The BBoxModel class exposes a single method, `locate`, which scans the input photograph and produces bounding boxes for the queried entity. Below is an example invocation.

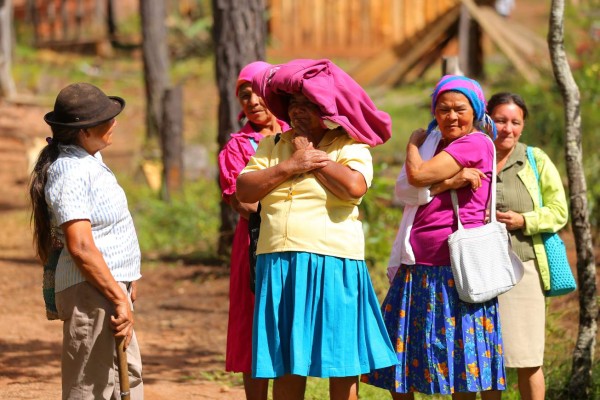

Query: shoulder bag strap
[451,134,498,230]
[525,146,544,207]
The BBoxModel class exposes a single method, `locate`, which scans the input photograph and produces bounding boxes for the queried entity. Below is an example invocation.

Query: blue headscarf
[426,75,497,139]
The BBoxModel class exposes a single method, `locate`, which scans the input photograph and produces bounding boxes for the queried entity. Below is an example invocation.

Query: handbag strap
[450,134,497,230]
[525,146,544,207]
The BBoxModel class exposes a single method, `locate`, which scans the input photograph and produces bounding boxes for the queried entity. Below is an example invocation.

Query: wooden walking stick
[116,336,131,400]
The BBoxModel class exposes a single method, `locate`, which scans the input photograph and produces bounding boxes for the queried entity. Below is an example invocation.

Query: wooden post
[0,0,16,98]
[458,3,483,78]
[442,55,463,76]
[160,86,184,201]
[459,0,538,83]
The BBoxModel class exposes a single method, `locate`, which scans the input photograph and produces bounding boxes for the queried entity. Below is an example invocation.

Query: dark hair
[487,92,529,120]
[29,125,80,263]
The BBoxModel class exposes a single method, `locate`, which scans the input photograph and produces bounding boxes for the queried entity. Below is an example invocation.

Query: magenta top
[410,133,494,266]
[218,120,289,199]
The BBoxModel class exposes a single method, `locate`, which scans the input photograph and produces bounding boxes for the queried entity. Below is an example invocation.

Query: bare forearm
[430,179,453,196]
[69,245,128,307]
[313,161,367,200]
[229,195,259,220]
[237,162,296,203]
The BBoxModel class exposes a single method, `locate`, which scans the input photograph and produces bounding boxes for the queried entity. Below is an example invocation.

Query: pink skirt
[225,217,255,372]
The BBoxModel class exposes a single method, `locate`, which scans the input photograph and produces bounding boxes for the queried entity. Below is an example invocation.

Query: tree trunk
[212,0,266,258]
[160,86,184,201]
[0,0,16,98]
[140,0,171,141]
[107,0,117,41]
[458,4,483,78]
[548,1,598,398]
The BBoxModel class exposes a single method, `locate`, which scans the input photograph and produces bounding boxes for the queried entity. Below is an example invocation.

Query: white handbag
[448,136,524,303]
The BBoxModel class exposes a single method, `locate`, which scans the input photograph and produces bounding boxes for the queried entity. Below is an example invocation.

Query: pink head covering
[252,59,392,147]
[235,61,272,96]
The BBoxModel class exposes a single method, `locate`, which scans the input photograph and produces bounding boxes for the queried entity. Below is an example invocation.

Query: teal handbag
[526,147,577,297]
[43,248,62,320]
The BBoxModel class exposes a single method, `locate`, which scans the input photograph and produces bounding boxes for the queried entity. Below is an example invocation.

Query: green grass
[119,175,221,260]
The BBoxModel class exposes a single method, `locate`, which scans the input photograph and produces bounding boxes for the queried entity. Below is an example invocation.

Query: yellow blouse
[240,128,373,260]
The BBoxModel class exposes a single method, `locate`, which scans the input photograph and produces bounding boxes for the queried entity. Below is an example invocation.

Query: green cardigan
[516,144,569,290]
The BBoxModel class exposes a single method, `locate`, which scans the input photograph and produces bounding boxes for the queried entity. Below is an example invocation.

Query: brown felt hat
[44,83,125,128]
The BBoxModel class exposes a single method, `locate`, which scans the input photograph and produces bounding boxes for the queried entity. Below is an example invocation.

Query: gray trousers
[56,281,143,400]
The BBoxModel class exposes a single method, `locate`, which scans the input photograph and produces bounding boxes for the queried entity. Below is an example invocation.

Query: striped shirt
[45,144,141,292]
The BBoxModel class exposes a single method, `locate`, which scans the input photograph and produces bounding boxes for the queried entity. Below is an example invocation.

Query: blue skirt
[362,265,506,394]
[252,251,398,378]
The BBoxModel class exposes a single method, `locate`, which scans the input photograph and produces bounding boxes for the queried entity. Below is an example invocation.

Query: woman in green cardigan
[489,92,568,400]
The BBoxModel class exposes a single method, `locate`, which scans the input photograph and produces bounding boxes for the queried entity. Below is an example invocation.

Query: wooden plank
[360,0,370,47]
[313,0,323,48]
[403,0,416,38]
[279,0,291,49]
[379,6,460,86]
[391,0,404,43]
[415,0,426,33]
[405,30,457,82]
[348,0,360,47]
[351,5,460,86]
[477,5,550,69]
[269,0,282,49]
[336,0,346,49]
[381,0,392,43]
[459,0,539,83]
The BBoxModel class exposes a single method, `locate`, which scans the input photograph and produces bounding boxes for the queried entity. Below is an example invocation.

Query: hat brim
[44,96,126,128]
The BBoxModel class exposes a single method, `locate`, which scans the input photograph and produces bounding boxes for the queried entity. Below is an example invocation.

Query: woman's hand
[287,139,329,175]
[111,301,134,348]
[496,210,526,231]
[228,194,258,220]
[430,168,487,195]
[408,128,428,147]
[237,135,329,203]
[292,134,312,151]
[131,280,138,303]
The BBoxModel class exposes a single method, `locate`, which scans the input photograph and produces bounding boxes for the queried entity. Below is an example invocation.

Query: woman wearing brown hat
[29,83,143,399]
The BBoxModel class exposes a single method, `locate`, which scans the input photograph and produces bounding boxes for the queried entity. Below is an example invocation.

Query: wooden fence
[267,0,460,58]
[14,0,108,49]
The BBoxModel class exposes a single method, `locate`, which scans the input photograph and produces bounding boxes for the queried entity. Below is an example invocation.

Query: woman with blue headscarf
[363,75,505,399]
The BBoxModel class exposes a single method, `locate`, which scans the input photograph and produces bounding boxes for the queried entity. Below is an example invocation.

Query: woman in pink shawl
[218,61,288,400]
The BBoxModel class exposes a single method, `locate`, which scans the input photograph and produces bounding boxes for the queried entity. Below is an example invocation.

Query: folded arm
[430,167,487,195]
[405,128,464,187]
[237,141,329,203]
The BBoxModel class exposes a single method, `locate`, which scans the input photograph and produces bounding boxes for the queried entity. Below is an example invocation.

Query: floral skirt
[252,251,398,378]
[362,265,506,394]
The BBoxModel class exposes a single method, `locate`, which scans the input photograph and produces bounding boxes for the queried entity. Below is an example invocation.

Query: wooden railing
[15,0,108,48]
[267,0,459,58]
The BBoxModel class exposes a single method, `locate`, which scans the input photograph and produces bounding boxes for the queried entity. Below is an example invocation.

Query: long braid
[29,127,80,263]
[29,143,60,264]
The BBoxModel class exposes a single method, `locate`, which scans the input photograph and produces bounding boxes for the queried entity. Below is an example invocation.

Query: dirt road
[0,209,247,400]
